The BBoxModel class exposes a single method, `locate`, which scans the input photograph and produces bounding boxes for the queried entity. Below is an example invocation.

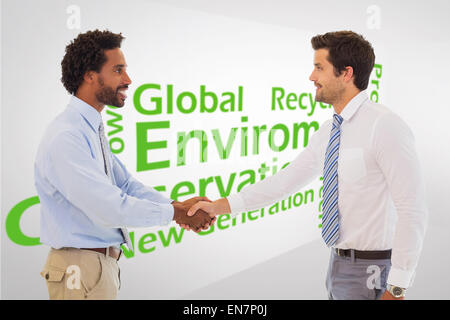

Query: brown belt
[335,248,391,260]
[82,246,122,261]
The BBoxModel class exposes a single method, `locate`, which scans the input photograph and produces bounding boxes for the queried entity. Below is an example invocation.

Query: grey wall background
[1,0,450,299]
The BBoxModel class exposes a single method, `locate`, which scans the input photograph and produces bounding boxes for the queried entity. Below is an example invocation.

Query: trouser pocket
[41,268,65,299]
[41,248,119,300]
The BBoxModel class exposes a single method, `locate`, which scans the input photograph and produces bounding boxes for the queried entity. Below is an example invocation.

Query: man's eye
[115,69,122,74]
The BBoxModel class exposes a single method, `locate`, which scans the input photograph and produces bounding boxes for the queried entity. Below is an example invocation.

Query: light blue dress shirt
[34,96,174,249]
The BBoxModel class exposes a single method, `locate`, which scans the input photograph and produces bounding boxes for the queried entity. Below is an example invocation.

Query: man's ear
[83,70,96,84]
[342,66,354,83]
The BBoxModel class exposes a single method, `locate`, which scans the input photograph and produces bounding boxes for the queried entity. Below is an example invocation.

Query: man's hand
[187,198,231,219]
[179,198,230,232]
[178,197,211,209]
[172,197,214,232]
[180,216,217,233]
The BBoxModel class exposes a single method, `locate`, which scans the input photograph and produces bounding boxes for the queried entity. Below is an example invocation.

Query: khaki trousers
[40,247,120,300]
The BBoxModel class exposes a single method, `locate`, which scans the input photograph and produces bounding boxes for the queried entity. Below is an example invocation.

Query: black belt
[335,248,391,260]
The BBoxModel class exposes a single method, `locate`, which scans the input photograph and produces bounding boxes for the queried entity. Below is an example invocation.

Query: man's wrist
[214,198,231,216]
[386,284,406,298]
[171,202,183,221]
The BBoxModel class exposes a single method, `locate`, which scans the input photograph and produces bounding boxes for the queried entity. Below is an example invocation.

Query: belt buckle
[336,248,343,257]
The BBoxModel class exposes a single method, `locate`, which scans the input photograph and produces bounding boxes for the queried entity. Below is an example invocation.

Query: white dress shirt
[227,90,428,288]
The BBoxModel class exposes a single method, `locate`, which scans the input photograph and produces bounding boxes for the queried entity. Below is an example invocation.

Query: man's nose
[123,71,132,85]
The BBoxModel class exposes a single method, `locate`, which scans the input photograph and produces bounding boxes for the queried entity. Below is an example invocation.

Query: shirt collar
[339,90,369,122]
[68,95,103,133]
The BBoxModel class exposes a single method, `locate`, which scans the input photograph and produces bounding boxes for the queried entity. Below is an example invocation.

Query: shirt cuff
[386,267,415,288]
[162,196,174,204]
[159,203,174,226]
[227,194,246,217]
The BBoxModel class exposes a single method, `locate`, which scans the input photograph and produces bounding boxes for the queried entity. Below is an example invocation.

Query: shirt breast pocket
[338,148,367,183]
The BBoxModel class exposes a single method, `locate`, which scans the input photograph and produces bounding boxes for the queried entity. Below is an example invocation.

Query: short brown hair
[311,31,375,90]
[61,29,125,95]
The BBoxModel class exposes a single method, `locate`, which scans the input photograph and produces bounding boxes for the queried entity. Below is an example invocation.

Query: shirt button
[45,273,49,280]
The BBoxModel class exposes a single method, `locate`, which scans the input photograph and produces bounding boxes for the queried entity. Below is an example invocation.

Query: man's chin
[315,94,330,105]
[108,100,125,108]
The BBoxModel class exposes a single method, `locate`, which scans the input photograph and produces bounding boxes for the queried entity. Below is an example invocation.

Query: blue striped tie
[322,114,343,247]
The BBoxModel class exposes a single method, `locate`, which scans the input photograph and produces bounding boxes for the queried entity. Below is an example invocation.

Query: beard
[95,77,127,108]
[315,81,345,106]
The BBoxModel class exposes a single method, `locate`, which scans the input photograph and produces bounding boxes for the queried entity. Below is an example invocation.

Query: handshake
[171,197,216,232]
[171,196,230,232]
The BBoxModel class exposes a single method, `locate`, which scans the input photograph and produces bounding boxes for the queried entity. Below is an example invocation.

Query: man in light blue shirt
[35,30,213,300]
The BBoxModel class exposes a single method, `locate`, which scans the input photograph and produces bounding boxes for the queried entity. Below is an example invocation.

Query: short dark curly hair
[61,29,125,95]
[311,31,375,90]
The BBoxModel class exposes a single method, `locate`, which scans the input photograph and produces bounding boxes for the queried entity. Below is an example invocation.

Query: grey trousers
[326,249,391,300]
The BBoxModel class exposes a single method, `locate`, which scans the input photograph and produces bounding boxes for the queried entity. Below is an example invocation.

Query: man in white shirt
[185,31,428,300]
